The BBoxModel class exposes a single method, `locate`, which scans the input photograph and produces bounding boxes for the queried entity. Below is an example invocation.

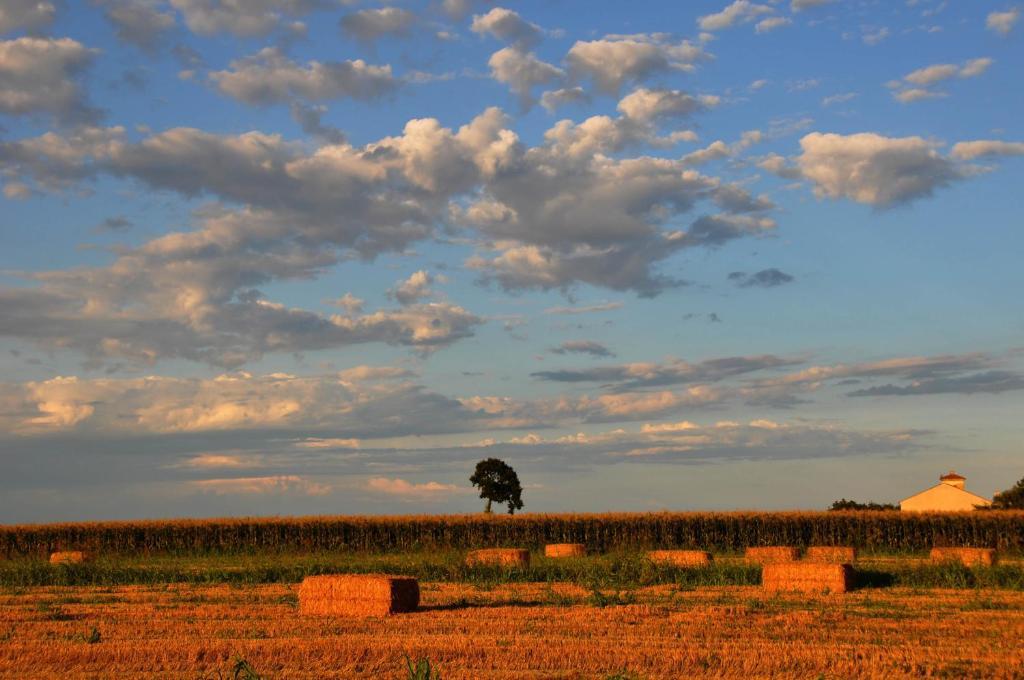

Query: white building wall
[900,483,991,512]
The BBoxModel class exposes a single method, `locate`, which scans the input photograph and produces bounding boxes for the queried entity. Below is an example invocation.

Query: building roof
[900,482,991,507]
[940,470,966,481]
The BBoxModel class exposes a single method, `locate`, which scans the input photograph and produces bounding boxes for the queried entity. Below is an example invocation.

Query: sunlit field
[2,510,1024,678]
[3,581,1024,678]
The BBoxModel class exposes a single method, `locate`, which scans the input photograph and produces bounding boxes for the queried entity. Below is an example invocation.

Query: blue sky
[1,0,1022,522]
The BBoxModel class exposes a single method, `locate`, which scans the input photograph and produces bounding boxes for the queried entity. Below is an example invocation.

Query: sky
[1,0,1022,523]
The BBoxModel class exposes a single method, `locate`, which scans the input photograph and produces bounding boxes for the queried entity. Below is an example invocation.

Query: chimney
[939,470,966,490]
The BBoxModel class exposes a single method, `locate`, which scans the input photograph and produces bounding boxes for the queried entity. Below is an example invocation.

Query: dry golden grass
[647,550,712,567]
[745,546,800,564]
[930,547,997,567]
[805,546,857,563]
[544,543,586,558]
[48,551,87,565]
[2,582,1024,678]
[464,548,529,567]
[298,575,419,617]
[762,563,854,594]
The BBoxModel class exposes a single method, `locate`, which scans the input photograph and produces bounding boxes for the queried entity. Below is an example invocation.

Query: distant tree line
[829,499,898,511]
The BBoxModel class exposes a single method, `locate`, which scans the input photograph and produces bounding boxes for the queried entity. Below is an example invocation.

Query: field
[3,581,1024,678]
[5,511,1024,556]
[3,512,1024,677]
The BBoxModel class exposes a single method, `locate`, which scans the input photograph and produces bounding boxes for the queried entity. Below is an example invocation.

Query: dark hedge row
[2,511,1022,558]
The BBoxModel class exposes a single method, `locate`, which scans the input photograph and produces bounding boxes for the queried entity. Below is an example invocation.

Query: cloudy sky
[1,0,1022,522]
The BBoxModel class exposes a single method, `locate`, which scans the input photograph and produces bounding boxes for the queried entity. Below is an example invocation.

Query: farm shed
[900,471,991,512]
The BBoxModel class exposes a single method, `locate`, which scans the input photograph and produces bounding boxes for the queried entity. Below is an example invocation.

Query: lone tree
[991,477,1024,509]
[470,458,524,515]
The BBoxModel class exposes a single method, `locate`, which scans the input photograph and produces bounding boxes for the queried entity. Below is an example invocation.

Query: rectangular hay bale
[49,551,88,565]
[544,543,586,558]
[930,547,996,567]
[298,574,419,617]
[745,546,800,564]
[763,563,854,594]
[647,550,712,567]
[466,548,530,567]
[805,546,857,563]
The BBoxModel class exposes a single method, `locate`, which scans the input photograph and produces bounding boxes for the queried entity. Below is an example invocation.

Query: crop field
[3,581,1024,679]
[5,511,1024,557]
[2,512,1024,678]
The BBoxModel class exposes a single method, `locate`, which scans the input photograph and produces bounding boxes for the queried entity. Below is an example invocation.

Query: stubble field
[2,580,1024,679]
[3,512,1024,678]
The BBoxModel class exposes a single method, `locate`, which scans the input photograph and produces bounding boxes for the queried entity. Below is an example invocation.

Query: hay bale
[745,546,800,564]
[805,546,857,563]
[465,548,530,568]
[298,574,419,617]
[930,547,997,567]
[763,563,854,594]
[49,551,88,565]
[647,550,712,568]
[544,543,586,558]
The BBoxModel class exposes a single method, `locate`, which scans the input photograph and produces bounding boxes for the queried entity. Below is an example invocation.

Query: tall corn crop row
[1,511,1022,558]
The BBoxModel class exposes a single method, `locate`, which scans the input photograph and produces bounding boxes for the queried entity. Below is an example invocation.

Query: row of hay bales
[465,544,857,567]
[40,544,998,569]
[458,544,1000,597]
[541,544,998,567]
[40,545,999,616]
[461,544,837,567]
[291,568,857,617]
[297,551,996,615]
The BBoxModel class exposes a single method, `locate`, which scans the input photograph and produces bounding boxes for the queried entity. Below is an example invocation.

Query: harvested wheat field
[2,582,1024,679]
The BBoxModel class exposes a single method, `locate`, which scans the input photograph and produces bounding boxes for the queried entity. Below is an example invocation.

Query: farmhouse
[900,471,991,512]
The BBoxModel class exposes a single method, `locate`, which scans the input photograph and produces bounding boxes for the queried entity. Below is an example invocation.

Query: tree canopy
[469,458,524,515]
[829,498,898,511]
[990,477,1024,509]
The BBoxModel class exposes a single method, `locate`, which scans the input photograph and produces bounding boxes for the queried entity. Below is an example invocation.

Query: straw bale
[762,563,854,594]
[930,547,997,567]
[49,551,88,565]
[647,550,712,567]
[805,546,857,563]
[298,574,419,616]
[465,548,530,568]
[745,546,800,564]
[544,543,586,558]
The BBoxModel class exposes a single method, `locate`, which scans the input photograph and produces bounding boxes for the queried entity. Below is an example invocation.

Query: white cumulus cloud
[986,8,1019,35]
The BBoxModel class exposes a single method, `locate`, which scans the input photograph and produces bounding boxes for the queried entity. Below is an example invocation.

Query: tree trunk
[484,498,492,514]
